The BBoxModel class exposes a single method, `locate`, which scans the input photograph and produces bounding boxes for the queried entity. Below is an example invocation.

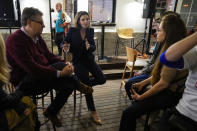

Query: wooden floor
[37,79,153,131]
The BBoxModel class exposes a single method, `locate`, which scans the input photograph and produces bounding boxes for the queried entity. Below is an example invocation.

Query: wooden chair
[120,46,137,88]
[31,89,56,131]
[115,28,134,56]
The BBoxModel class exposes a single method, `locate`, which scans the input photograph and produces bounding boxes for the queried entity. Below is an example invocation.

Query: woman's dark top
[63,27,96,64]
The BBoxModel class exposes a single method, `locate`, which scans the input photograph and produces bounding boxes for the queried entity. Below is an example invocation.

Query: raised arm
[165,32,197,61]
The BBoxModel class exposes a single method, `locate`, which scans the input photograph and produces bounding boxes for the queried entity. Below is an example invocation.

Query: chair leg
[96,39,99,56]
[144,113,150,131]
[120,65,127,88]
[49,90,56,131]
[115,38,120,56]
[34,110,41,131]
[74,90,84,116]
[41,94,45,109]
[74,90,76,112]
[131,38,134,48]
[32,96,41,131]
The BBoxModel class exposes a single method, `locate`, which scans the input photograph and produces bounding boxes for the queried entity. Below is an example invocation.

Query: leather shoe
[90,111,102,125]
[78,81,93,94]
[43,109,62,127]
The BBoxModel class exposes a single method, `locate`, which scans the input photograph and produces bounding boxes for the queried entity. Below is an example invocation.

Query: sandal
[90,111,102,125]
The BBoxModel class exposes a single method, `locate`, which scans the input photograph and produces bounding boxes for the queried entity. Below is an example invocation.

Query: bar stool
[115,28,134,56]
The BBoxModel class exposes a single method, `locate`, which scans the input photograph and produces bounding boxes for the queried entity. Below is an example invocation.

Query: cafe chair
[120,46,137,88]
[115,28,134,56]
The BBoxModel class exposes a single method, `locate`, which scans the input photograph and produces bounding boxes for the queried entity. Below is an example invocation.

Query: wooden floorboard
[38,79,151,131]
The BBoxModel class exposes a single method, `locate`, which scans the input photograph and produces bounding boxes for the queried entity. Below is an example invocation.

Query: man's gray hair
[21,7,43,26]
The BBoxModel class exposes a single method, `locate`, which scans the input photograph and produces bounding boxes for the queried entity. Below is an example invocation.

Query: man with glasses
[5,7,92,127]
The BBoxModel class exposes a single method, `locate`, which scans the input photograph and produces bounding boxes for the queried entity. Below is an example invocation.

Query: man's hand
[60,63,74,77]
[85,39,90,50]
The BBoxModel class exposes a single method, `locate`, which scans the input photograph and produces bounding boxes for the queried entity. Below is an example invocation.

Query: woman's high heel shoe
[90,111,102,125]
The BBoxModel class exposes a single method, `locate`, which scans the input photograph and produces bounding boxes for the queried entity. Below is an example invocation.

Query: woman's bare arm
[165,32,197,61]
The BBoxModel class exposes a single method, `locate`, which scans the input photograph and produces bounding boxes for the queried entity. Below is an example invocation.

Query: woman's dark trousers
[74,61,106,111]
[119,90,181,131]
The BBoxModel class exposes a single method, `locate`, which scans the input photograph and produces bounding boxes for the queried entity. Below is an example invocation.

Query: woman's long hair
[151,15,187,85]
[0,34,10,84]
[74,11,90,29]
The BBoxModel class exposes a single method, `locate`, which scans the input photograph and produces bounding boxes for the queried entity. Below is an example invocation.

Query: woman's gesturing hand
[85,38,90,50]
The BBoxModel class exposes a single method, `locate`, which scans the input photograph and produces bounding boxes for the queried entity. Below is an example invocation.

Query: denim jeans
[125,74,149,100]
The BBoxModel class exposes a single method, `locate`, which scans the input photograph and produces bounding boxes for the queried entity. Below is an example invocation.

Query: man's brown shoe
[78,81,93,94]
[43,109,62,127]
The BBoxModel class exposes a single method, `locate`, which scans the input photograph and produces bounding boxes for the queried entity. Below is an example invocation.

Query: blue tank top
[56,11,65,33]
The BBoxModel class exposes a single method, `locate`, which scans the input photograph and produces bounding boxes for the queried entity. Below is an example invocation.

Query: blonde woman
[0,34,36,131]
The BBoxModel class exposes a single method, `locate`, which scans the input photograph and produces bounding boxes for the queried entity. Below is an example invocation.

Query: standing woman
[62,11,106,124]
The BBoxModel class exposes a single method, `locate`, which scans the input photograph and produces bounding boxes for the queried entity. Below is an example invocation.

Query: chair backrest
[4,82,15,93]
[126,46,137,62]
[117,28,134,37]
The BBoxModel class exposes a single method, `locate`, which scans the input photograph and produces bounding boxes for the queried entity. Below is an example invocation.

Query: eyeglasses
[31,19,44,26]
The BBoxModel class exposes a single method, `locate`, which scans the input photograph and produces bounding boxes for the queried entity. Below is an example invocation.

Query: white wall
[77,0,88,12]
[116,0,146,33]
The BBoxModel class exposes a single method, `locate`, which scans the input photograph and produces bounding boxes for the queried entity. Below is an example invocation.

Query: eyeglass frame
[30,19,44,26]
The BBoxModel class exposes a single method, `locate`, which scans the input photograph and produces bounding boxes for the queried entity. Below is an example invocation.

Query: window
[89,0,116,23]
[74,0,116,23]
